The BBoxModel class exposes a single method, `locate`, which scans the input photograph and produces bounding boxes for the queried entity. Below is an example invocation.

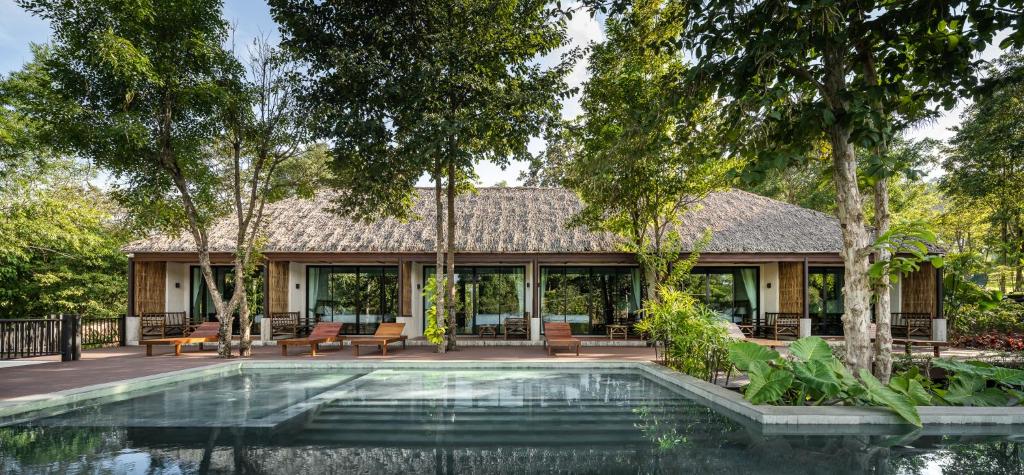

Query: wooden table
[737,324,755,338]
[607,324,629,340]
[478,324,498,338]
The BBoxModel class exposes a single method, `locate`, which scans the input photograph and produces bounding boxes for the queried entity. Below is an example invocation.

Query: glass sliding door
[540,266,642,335]
[422,266,526,335]
[189,265,264,334]
[684,267,759,324]
[808,267,844,335]
[306,266,398,335]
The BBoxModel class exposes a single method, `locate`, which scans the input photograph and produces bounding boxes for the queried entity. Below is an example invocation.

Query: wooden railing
[81,317,125,349]
[0,314,125,360]
[0,317,64,359]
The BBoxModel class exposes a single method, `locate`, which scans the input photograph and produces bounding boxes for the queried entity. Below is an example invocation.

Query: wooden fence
[0,314,125,360]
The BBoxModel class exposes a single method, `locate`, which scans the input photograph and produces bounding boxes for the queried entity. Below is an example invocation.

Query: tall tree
[567,0,737,299]
[669,0,1019,374]
[14,0,246,356]
[942,51,1024,294]
[270,0,575,351]
[213,37,319,357]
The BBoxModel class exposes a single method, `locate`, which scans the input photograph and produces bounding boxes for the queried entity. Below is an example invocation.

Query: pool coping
[3,360,1024,435]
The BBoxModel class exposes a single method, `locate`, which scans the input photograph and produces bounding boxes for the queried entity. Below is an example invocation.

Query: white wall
[165,262,189,313]
[410,263,424,337]
[890,274,902,313]
[288,262,305,314]
[761,262,780,314]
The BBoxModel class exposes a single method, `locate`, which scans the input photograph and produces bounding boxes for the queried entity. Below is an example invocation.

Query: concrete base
[799,318,812,338]
[530,317,541,342]
[932,318,947,342]
[260,319,272,343]
[396,316,414,337]
[125,316,140,346]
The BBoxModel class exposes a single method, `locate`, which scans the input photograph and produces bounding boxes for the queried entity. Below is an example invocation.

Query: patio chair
[279,322,344,356]
[269,312,300,339]
[544,322,581,356]
[504,317,529,340]
[143,321,220,356]
[140,312,188,339]
[773,317,800,340]
[350,322,407,356]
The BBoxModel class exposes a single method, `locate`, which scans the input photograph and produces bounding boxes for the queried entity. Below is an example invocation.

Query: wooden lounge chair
[279,322,344,356]
[544,322,581,356]
[143,321,220,356]
[350,323,407,356]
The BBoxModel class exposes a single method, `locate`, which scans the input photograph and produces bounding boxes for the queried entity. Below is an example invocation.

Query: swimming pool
[1,366,1022,474]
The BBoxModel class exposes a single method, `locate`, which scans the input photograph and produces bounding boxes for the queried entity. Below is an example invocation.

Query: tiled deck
[0,344,657,402]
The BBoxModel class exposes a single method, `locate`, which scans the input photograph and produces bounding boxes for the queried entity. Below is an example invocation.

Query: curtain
[740,268,758,320]
[190,268,202,320]
[307,267,321,319]
[631,268,642,313]
[514,267,525,317]
[540,268,549,319]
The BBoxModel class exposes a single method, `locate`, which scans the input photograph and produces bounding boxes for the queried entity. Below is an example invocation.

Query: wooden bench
[544,322,581,356]
[143,321,220,356]
[269,312,300,339]
[893,338,949,357]
[279,322,344,356]
[140,312,188,339]
[351,322,407,356]
[504,317,529,340]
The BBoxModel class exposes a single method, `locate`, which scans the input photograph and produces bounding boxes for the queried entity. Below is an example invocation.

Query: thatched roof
[124,187,846,254]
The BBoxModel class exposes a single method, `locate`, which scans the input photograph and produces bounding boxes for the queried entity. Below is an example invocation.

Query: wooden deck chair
[350,322,407,356]
[143,321,220,356]
[544,322,581,356]
[279,322,344,356]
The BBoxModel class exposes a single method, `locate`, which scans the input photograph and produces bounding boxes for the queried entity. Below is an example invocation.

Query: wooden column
[127,257,135,317]
[802,257,809,320]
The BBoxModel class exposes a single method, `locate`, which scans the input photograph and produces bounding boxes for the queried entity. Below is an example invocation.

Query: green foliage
[270,0,576,222]
[0,157,129,319]
[635,288,733,379]
[868,220,944,282]
[941,51,1024,294]
[422,276,447,346]
[950,300,1024,339]
[730,337,1024,426]
[728,336,924,426]
[565,0,738,292]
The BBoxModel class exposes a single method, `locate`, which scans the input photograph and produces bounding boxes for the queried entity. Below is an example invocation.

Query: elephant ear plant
[729,337,1024,427]
[728,336,922,426]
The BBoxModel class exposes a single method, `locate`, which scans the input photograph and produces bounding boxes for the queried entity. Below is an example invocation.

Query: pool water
[1,369,1022,474]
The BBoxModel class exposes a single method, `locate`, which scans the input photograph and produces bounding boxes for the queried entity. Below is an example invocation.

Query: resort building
[123,187,946,342]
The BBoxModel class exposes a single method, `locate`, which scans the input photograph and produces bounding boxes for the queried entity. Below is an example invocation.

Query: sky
[0,1,1006,186]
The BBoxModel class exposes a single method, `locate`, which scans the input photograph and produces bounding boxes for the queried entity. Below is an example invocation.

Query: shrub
[953,332,1024,351]
[422,276,446,345]
[728,336,1024,427]
[635,288,733,380]
[950,300,1024,339]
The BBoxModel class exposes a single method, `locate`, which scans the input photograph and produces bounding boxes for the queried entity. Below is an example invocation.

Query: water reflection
[1,370,1023,474]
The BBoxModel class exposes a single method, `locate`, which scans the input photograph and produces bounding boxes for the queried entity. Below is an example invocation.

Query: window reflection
[307,266,397,335]
[540,266,642,335]
[422,266,526,335]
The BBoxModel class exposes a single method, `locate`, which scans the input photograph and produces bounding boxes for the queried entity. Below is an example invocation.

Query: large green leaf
[827,359,866,399]
[728,341,780,372]
[792,360,841,399]
[744,361,793,404]
[859,369,922,427]
[789,336,833,362]
[888,372,933,406]
[942,374,1011,407]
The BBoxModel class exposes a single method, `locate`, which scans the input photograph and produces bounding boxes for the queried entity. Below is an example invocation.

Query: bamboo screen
[269,261,290,313]
[901,263,936,317]
[779,262,804,314]
[133,261,166,315]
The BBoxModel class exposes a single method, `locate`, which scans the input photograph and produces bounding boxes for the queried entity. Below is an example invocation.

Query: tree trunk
[445,158,458,351]
[643,263,658,304]
[433,159,446,354]
[829,125,874,375]
[235,264,251,356]
[872,177,893,383]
